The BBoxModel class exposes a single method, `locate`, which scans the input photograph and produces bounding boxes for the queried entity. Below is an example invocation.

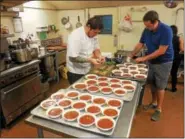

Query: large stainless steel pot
[31,48,39,59]
[13,48,32,63]
[0,59,5,72]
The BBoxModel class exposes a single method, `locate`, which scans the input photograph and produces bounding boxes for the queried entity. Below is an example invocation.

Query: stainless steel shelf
[0,34,15,38]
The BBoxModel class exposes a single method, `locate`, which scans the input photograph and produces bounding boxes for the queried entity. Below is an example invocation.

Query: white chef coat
[66,26,100,74]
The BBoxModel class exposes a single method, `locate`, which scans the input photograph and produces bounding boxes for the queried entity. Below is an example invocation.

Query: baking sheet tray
[71,77,139,102]
[31,90,124,137]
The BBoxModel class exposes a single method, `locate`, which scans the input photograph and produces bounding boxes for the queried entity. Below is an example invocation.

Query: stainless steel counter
[25,83,142,138]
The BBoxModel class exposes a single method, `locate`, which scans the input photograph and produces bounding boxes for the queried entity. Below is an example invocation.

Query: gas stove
[0,59,41,88]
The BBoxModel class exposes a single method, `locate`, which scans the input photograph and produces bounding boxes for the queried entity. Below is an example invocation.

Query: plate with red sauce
[77,113,96,127]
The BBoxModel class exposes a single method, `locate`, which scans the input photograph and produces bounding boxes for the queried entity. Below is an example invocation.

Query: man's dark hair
[86,16,103,30]
[171,25,178,35]
[143,10,159,24]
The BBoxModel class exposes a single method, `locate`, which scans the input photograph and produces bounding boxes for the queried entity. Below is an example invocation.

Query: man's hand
[89,58,101,65]
[97,56,106,64]
[135,57,147,63]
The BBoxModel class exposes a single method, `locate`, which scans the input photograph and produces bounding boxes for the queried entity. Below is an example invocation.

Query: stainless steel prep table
[25,82,142,138]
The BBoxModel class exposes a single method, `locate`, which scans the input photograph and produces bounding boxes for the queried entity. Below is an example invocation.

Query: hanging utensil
[61,17,68,25]
[76,16,82,28]
[64,16,72,30]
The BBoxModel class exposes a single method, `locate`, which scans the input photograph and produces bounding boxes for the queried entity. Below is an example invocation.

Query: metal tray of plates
[109,62,149,83]
[71,75,141,102]
[31,89,124,137]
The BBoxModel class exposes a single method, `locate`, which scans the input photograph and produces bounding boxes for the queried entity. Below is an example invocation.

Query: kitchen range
[0,34,45,128]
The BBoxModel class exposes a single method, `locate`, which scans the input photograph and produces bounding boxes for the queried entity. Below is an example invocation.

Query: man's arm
[93,48,101,59]
[135,45,168,63]
[130,43,144,58]
[69,56,101,65]
[179,37,184,52]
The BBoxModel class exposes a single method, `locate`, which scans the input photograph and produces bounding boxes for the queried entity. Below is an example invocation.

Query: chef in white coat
[66,16,105,84]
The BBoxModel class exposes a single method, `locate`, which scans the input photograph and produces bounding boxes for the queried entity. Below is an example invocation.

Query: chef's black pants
[67,71,84,85]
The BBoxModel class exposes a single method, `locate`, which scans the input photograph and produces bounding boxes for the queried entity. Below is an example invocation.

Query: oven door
[0,74,41,118]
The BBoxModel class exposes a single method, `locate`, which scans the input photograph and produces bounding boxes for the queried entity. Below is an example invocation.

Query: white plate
[100,87,113,95]
[97,76,109,82]
[98,81,109,87]
[46,106,63,119]
[78,93,93,102]
[127,65,138,70]
[62,109,80,122]
[85,79,98,86]
[110,83,122,89]
[72,100,87,111]
[111,69,123,76]
[85,74,98,80]
[119,67,129,73]
[85,104,102,115]
[95,116,115,131]
[137,63,147,68]
[129,70,140,75]
[122,73,133,78]
[107,98,123,108]
[122,84,136,92]
[50,92,65,102]
[116,64,126,68]
[92,96,106,106]
[57,98,72,109]
[109,78,121,83]
[138,68,148,74]
[121,79,134,85]
[72,83,87,91]
[40,99,56,110]
[113,88,127,97]
[77,113,96,127]
[66,90,80,100]
[87,86,100,94]
[134,73,147,80]
[123,62,133,67]
[102,107,119,119]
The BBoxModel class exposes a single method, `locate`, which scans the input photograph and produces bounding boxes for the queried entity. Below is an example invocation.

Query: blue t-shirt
[140,22,174,64]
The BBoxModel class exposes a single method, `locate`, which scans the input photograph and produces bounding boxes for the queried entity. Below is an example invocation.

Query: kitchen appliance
[0,60,44,127]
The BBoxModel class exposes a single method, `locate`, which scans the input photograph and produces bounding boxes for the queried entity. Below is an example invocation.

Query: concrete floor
[1,76,184,138]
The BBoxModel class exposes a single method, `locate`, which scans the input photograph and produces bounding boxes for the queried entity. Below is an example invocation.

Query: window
[98,15,112,34]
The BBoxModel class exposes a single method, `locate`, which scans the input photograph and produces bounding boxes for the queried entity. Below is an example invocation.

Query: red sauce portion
[87,80,97,85]
[97,118,113,129]
[98,82,108,87]
[135,75,145,79]
[75,84,86,89]
[110,79,120,83]
[108,100,121,107]
[111,84,121,88]
[48,108,62,116]
[80,95,92,101]
[93,98,105,105]
[104,108,118,117]
[79,115,95,125]
[114,71,122,75]
[64,111,79,120]
[87,106,100,114]
[122,80,132,84]
[88,86,99,92]
[59,100,71,107]
[67,92,78,97]
[124,86,135,90]
[101,87,112,92]
[87,75,97,79]
[115,89,125,94]
[98,77,108,81]
[73,102,86,109]
[42,101,55,107]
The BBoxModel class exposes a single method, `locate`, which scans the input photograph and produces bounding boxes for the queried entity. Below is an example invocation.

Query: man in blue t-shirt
[129,11,173,121]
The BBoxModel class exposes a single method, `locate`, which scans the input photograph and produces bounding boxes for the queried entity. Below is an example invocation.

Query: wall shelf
[0,34,15,38]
